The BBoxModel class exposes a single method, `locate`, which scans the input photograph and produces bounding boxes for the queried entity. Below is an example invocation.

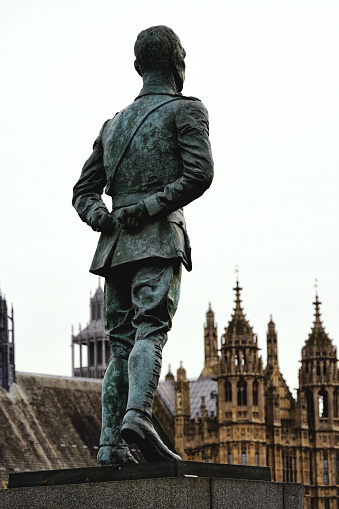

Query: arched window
[323,452,329,485]
[235,351,240,366]
[309,454,313,484]
[319,390,328,418]
[323,363,327,376]
[225,381,232,402]
[241,450,247,465]
[228,451,232,464]
[317,362,321,376]
[306,390,315,429]
[255,450,259,466]
[253,380,259,406]
[237,380,247,406]
[242,351,246,366]
[334,391,339,418]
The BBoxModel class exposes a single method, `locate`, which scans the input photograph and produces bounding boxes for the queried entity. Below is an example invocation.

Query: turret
[266,316,279,374]
[0,291,15,391]
[298,289,338,430]
[200,303,219,377]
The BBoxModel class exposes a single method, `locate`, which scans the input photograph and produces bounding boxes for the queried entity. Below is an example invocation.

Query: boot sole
[122,422,180,463]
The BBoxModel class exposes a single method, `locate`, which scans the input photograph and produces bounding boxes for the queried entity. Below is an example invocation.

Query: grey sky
[1,0,338,395]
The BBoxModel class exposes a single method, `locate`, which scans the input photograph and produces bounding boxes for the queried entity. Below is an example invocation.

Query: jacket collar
[135,84,181,100]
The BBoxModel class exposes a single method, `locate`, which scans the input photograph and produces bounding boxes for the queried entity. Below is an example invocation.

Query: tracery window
[225,381,232,402]
[282,452,297,483]
[253,380,259,406]
[237,380,247,406]
[334,391,339,418]
[309,453,313,485]
[323,452,329,485]
[319,390,328,418]
[241,450,247,465]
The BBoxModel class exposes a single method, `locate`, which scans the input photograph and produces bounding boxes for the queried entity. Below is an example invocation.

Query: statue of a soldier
[73,26,213,466]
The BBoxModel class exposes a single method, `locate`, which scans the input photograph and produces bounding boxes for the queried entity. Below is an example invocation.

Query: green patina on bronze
[72,26,213,466]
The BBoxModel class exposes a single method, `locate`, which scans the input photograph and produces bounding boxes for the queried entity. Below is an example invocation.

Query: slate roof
[0,372,175,487]
[0,372,102,488]
[157,377,218,419]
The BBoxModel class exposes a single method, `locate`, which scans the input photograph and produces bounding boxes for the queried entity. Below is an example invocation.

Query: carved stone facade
[158,280,339,509]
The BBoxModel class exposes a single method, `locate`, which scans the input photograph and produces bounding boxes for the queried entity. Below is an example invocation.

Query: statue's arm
[143,100,214,217]
[72,126,115,234]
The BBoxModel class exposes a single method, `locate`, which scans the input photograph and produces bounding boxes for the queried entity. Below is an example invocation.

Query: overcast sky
[1,0,338,395]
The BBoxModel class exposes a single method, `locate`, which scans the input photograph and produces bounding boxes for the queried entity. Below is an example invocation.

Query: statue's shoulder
[177,94,201,102]
[174,94,209,119]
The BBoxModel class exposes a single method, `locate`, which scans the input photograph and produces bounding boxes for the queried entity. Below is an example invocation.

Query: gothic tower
[72,283,109,378]
[200,303,219,377]
[0,291,15,391]
[218,279,266,466]
[174,362,191,457]
[297,291,339,508]
[264,316,295,483]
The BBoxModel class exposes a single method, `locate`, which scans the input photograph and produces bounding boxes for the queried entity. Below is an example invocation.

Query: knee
[110,342,132,360]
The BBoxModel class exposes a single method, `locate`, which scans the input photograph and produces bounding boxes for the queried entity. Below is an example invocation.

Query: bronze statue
[73,26,213,466]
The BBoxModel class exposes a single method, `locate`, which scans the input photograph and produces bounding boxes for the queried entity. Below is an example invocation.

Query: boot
[97,354,137,466]
[121,338,181,462]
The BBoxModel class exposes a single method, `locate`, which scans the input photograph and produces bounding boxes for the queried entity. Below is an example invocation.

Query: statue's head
[134,26,186,92]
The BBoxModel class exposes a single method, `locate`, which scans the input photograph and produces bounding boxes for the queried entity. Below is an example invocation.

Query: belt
[112,191,158,210]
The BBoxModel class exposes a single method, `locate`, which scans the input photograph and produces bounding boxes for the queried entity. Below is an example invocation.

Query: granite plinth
[0,476,304,509]
[8,461,271,489]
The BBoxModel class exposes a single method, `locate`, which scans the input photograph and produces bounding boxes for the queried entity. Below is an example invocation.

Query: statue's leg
[121,259,182,462]
[97,269,137,466]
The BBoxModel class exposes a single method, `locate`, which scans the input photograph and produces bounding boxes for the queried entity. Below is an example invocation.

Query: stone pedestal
[1,462,304,509]
[0,477,304,509]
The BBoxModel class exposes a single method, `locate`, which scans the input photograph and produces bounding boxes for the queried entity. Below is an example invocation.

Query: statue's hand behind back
[90,211,116,234]
[117,202,148,231]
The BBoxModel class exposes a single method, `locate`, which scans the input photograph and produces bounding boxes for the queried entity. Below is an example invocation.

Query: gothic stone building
[157,280,339,509]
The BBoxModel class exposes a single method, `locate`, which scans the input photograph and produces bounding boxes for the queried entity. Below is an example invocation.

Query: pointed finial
[208,302,212,311]
[180,360,183,368]
[98,276,101,289]
[270,314,273,321]
[314,278,318,297]
[235,264,239,281]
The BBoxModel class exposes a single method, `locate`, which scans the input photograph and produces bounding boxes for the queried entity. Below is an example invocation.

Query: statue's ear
[134,60,142,77]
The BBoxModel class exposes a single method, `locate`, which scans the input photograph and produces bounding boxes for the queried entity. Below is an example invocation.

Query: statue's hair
[134,26,182,74]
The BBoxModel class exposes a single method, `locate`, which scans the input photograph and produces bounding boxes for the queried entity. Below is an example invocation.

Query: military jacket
[73,85,214,276]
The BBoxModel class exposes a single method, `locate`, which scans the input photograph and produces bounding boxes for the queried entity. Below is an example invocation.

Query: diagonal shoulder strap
[104,96,182,179]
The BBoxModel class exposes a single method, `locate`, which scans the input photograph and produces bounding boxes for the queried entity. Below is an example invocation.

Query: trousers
[99,258,181,448]
[104,258,182,356]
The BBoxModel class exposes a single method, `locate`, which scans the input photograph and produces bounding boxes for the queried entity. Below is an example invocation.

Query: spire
[200,303,219,377]
[266,315,279,370]
[165,364,175,381]
[304,284,332,352]
[223,276,252,339]
[177,361,187,381]
[233,280,244,318]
